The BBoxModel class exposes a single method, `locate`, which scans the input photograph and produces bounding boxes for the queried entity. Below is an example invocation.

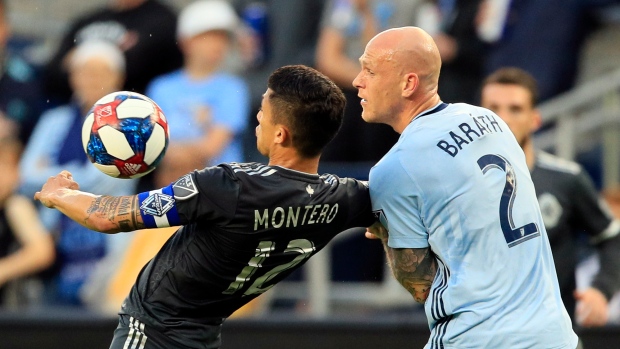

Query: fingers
[59,170,73,179]
[365,230,379,239]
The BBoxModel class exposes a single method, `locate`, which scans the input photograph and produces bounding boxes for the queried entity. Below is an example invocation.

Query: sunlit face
[69,58,124,109]
[255,88,277,157]
[182,30,230,68]
[481,83,540,147]
[352,47,402,124]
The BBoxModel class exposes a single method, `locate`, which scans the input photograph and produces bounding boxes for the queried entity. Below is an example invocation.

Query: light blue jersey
[146,70,249,165]
[370,102,577,349]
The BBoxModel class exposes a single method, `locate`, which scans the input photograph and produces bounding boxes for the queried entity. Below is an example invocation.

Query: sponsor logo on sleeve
[173,174,198,200]
[140,193,175,217]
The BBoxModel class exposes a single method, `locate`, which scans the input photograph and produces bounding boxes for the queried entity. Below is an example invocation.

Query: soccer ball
[81,91,169,179]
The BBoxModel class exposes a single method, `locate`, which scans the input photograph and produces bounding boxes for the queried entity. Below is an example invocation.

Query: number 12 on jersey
[478,154,540,247]
[223,239,316,296]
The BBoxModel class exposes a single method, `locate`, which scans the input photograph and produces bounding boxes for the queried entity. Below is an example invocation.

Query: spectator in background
[146,0,249,188]
[43,0,182,105]
[0,115,54,307]
[480,0,620,102]
[429,0,486,104]
[20,41,136,306]
[316,0,427,162]
[231,0,327,162]
[480,67,620,327]
[0,0,45,144]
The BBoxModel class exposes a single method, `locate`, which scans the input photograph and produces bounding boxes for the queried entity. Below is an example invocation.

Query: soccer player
[34,65,375,349]
[355,27,579,348]
[480,67,620,327]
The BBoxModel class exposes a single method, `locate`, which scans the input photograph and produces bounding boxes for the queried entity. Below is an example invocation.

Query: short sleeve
[369,158,429,249]
[138,165,240,228]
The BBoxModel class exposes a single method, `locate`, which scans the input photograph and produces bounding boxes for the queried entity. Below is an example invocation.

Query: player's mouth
[360,98,367,106]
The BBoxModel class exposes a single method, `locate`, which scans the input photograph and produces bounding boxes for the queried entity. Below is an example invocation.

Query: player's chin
[360,111,376,123]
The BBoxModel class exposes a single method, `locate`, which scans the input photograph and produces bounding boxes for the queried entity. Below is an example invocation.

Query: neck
[267,152,319,174]
[184,63,217,80]
[522,137,536,170]
[395,93,441,134]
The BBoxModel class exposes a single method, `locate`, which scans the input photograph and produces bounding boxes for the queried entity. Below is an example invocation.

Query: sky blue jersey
[369,102,577,349]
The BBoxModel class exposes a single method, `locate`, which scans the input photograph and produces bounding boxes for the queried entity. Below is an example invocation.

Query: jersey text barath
[436,114,503,157]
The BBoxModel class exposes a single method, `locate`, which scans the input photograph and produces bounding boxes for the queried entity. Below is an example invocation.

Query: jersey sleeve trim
[138,185,181,228]
[388,236,430,249]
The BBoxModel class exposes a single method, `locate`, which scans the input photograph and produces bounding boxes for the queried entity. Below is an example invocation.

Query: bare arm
[34,171,144,234]
[315,28,366,87]
[367,222,437,303]
[0,195,55,287]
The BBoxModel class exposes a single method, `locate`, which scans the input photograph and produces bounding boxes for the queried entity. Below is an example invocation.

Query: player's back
[371,103,577,348]
[123,163,374,348]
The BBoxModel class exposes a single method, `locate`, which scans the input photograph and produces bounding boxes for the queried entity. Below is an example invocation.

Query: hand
[365,222,388,241]
[574,287,609,327]
[34,171,79,208]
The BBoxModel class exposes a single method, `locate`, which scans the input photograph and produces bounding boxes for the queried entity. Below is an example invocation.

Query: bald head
[367,27,441,93]
[352,27,443,132]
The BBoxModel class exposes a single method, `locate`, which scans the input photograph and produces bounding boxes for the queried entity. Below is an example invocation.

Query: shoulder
[149,70,184,88]
[370,150,414,193]
[211,73,249,90]
[5,195,37,218]
[535,151,582,176]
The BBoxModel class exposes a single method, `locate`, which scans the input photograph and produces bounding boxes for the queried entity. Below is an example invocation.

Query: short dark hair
[267,65,346,158]
[482,67,539,107]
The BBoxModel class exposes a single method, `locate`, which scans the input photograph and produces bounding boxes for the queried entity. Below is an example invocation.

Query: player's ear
[273,125,289,145]
[402,72,419,97]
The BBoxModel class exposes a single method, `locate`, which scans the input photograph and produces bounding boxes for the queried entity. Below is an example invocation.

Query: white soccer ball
[82,91,169,178]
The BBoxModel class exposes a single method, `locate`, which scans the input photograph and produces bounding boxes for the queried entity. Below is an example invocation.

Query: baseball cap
[70,40,126,72]
[177,0,239,39]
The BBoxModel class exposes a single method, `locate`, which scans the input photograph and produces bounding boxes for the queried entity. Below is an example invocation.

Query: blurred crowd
[2,0,620,328]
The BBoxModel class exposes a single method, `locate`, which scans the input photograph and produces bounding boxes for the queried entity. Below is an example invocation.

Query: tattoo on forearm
[85,195,144,231]
[386,247,437,303]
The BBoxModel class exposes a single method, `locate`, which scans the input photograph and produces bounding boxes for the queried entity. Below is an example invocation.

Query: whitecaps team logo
[173,174,198,200]
[140,193,175,217]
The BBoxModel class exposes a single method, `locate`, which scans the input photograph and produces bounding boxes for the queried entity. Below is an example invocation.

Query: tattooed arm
[34,171,144,233]
[367,222,437,303]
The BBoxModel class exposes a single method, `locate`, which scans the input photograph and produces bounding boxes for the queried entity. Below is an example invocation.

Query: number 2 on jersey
[223,239,315,296]
[478,154,540,247]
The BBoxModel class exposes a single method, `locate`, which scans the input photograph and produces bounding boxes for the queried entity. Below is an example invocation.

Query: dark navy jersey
[531,151,620,314]
[123,162,374,348]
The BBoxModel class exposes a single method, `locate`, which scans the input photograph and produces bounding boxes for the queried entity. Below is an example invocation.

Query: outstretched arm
[367,222,437,303]
[34,171,144,234]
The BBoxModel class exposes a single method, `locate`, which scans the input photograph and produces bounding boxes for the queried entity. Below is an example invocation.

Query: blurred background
[2,0,620,348]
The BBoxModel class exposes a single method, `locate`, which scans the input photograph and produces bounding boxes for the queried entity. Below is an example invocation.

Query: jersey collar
[413,102,449,123]
[272,165,321,181]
